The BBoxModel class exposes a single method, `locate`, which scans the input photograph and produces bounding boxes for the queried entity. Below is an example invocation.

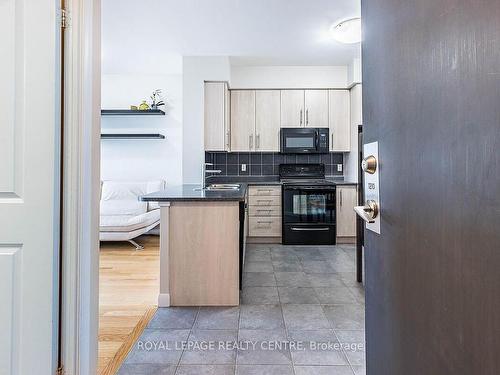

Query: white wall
[347,57,362,86]
[344,84,362,182]
[230,65,348,89]
[182,56,231,183]
[101,74,183,184]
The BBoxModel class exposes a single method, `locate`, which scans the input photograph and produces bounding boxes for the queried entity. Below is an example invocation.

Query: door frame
[61,0,101,374]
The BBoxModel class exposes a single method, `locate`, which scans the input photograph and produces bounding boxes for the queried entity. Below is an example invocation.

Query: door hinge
[56,366,65,375]
[60,8,68,29]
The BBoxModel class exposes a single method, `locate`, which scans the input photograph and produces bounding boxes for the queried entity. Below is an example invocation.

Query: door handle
[354,200,379,223]
[291,227,330,231]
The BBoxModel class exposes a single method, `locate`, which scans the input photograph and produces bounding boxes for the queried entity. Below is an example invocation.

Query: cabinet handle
[225,131,230,149]
[306,109,309,126]
[249,134,253,150]
[300,109,303,126]
[256,134,260,149]
[340,190,343,206]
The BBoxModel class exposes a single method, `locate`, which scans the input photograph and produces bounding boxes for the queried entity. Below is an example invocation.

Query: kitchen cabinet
[248,185,282,239]
[230,90,256,151]
[304,90,329,127]
[204,82,230,151]
[336,185,357,240]
[280,90,304,127]
[329,90,351,151]
[255,90,281,151]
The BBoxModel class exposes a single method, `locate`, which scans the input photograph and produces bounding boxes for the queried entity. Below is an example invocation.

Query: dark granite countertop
[207,176,358,186]
[140,183,248,202]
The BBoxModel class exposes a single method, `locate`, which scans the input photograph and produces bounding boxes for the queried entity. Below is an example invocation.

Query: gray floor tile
[314,287,358,304]
[327,258,355,273]
[195,307,240,330]
[275,272,311,287]
[306,273,345,287]
[351,365,366,375]
[302,261,336,274]
[244,261,274,273]
[243,272,276,287]
[288,330,348,366]
[125,329,189,364]
[278,287,320,304]
[337,273,359,287]
[180,330,238,365]
[347,285,365,304]
[241,287,280,305]
[334,330,366,366]
[323,305,365,330]
[246,252,272,262]
[246,244,272,251]
[236,365,294,375]
[148,308,198,329]
[117,364,176,375]
[294,365,354,375]
[175,365,235,375]
[239,305,284,330]
[237,329,291,365]
[271,252,299,261]
[272,259,303,272]
[282,305,331,330]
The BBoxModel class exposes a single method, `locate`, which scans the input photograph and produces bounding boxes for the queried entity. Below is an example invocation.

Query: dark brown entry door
[361,1,500,374]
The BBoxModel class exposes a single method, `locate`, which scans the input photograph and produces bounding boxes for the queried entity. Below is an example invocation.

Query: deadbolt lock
[362,155,377,174]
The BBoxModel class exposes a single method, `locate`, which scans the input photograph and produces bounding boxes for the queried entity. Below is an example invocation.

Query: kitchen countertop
[207,176,358,186]
[140,183,248,202]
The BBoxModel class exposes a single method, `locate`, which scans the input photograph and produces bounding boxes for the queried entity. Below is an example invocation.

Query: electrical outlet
[337,164,343,172]
[241,164,247,172]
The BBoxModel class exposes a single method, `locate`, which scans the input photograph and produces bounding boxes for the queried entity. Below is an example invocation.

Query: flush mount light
[331,17,361,44]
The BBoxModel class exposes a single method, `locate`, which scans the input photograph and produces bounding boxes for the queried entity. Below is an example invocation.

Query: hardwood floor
[98,235,159,375]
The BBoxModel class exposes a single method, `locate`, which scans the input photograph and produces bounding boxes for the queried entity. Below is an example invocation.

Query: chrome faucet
[202,162,222,188]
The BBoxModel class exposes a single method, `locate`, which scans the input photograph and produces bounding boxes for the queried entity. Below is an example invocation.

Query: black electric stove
[279,164,336,245]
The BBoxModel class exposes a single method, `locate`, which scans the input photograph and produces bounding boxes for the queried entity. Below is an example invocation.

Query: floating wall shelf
[101,133,165,140]
[101,109,165,116]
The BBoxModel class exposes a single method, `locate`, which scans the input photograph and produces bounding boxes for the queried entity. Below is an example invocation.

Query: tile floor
[118,244,365,375]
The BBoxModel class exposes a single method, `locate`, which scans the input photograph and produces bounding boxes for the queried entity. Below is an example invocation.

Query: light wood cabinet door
[204,82,227,151]
[281,90,304,127]
[305,90,329,127]
[329,90,351,151]
[336,186,357,237]
[256,90,281,151]
[231,90,256,151]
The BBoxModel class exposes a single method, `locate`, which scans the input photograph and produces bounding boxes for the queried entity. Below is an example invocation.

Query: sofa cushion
[100,209,160,232]
[100,200,147,216]
[101,180,165,211]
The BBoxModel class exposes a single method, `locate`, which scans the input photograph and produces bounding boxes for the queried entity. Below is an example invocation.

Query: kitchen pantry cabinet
[231,90,281,152]
[280,90,329,127]
[329,90,351,152]
[336,185,357,240]
[204,82,230,151]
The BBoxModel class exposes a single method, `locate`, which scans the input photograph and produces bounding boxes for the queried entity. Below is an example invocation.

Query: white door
[0,1,61,374]
[329,90,351,151]
[304,90,329,127]
[255,90,281,151]
[230,90,256,151]
[281,90,304,127]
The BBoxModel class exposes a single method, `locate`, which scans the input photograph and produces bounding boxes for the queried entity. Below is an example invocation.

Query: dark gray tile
[180,330,238,364]
[273,153,284,165]
[271,251,299,262]
[272,259,303,272]
[262,153,274,164]
[302,261,335,274]
[282,305,331,330]
[278,287,320,304]
[117,364,176,375]
[275,272,311,287]
[250,165,262,176]
[332,153,343,165]
[227,153,239,164]
[176,365,235,375]
[241,287,280,305]
[294,366,354,375]
[308,154,320,163]
[239,305,284,330]
[244,261,273,273]
[238,153,250,164]
[314,287,358,305]
[148,308,198,329]
[215,164,227,175]
[227,164,239,176]
[215,153,227,164]
[239,166,249,176]
[284,154,296,163]
[195,307,240,330]
[262,165,274,175]
[205,152,214,163]
[320,153,332,164]
[288,330,348,365]
[243,272,276,287]
[306,273,345,287]
[296,154,309,163]
[237,329,291,365]
[236,365,294,375]
[322,305,365,330]
[250,153,262,164]
[125,329,189,364]
[246,251,272,262]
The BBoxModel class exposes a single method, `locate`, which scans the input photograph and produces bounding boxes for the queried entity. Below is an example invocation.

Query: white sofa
[100,180,165,249]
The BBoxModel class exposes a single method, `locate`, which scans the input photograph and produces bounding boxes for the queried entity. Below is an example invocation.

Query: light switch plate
[337,164,343,172]
[241,164,246,172]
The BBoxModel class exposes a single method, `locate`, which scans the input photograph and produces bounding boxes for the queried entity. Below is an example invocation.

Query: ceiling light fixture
[331,18,361,44]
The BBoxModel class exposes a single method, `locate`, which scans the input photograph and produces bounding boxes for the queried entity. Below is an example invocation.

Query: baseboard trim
[246,237,282,244]
[337,236,356,244]
[158,293,171,307]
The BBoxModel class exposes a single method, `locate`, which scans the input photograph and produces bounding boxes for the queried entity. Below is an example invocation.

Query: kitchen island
[141,184,247,307]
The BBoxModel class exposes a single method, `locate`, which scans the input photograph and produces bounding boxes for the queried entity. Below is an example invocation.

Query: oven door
[280,128,318,153]
[282,185,336,224]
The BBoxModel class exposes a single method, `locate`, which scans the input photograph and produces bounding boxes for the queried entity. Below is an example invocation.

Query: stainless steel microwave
[280,128,329,154]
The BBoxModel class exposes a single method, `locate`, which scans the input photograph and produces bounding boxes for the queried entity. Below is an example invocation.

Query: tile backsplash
[205,152,344,177]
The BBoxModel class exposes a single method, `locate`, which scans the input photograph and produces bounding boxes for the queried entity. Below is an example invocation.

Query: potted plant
[150,89,165,110]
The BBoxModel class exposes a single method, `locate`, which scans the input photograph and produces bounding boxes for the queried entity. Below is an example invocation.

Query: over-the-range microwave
[280,127,329,154]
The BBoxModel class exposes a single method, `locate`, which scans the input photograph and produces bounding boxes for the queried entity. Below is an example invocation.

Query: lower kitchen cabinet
[336,185,357,242]
[247,185,282,240]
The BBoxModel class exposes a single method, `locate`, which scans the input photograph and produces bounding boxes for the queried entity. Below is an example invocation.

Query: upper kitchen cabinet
[255,90,281,151]
[329,90,351,152]
[304,90,329,127]
[204,82,230,151]
[280,90,304,127]
[231,90,256,151]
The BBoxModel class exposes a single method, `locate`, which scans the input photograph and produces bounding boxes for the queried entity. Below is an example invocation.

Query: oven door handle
[284,186,335,191]
[291,227,330,231]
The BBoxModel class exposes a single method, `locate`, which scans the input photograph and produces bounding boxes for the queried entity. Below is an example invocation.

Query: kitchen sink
[205,183,241,191]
